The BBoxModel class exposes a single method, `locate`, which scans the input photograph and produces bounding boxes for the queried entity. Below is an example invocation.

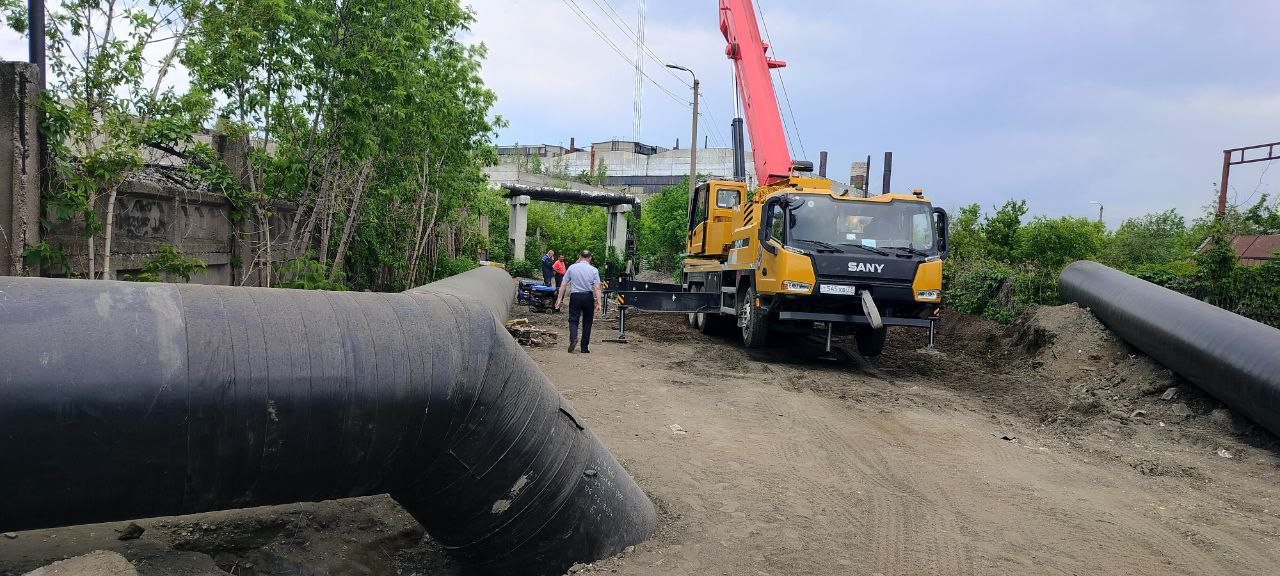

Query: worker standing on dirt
[541,249,556,288]
[553,255,567,287]
[555,250,603,353]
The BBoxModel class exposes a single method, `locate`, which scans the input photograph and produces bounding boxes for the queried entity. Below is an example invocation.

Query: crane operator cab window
[716,188,741,210]
[786,197,936,253]
[690,185,709,231]
[768,204,785,243]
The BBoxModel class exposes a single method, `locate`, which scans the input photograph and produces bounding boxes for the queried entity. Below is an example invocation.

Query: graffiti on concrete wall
[117,197,169,240]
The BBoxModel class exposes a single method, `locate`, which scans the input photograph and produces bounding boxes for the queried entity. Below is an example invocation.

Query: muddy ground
[3,304,1278,575]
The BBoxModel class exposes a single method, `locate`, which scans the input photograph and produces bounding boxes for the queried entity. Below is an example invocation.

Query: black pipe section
[882,151,892,195]
[0,266,655,574]
[501,184,638,208]
[1060,261,1280,438]
[732,117,746,181]
[28,0,45,89]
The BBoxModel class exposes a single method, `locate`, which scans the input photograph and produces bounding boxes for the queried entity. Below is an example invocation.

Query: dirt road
[3,305,1278,575]
[529,307,1280,576]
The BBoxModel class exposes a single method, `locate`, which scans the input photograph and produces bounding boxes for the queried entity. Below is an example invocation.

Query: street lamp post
[1089,201,1104,223]
[666,64,699,204]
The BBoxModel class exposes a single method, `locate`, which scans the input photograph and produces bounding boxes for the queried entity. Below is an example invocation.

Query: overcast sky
[4,1,1278,226]
[463,0,1280,226]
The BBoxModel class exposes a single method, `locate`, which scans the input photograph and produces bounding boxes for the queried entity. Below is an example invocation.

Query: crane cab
[686,180,748,258]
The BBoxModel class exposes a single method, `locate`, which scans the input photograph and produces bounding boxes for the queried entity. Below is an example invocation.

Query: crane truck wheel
[854,326,887,357]
[697,312,722,335]
[687,284,703,329]
[739,286,768,348]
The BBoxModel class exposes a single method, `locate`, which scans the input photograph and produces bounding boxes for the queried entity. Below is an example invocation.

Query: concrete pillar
[507,195,530,262]
[0,62,41,276]
[606,204,631,259]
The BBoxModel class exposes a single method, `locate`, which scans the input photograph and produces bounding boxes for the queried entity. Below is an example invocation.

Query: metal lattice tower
[631,0,646,142]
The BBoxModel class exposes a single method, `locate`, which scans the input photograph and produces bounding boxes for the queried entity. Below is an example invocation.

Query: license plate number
[819,284,857,295]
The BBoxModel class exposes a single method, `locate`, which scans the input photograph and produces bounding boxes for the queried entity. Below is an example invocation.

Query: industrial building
[487,139,758,195]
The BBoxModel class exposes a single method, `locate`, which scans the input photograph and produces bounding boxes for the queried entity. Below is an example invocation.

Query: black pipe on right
[1060,260,1280,437]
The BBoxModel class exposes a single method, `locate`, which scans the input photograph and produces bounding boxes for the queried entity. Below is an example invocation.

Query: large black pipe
[0,267,654,574]
[1060,260,1280,437]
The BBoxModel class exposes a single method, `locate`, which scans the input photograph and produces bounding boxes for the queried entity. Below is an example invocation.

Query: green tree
[1015,216,1107,268]
[594,158,609,185]
[947,203,985,260]
[982,200,1027,262]
[1101,209,1189,268]
[638,180,690,276]
[3,0,211,279]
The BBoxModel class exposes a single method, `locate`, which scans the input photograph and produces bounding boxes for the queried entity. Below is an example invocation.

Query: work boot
[580,348,591,354]
[568,341,577,353]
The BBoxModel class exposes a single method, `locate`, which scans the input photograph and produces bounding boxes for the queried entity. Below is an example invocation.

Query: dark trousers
[568,292,595,349]
[542,269,554,287]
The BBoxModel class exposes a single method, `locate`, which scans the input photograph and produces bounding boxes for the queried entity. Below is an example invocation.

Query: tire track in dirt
[520,310,1280,576]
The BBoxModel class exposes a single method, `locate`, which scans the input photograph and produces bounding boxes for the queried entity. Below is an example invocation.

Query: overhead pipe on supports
[1060,261,1280,438]
[0,266,655,575]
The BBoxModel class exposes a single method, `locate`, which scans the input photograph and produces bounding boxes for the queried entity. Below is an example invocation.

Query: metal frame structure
[1218,141,1280,215]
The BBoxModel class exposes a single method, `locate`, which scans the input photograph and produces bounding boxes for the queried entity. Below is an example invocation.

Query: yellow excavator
[614,0,948,358]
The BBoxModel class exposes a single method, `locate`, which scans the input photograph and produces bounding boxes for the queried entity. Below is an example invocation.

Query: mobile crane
[615,0,949,357]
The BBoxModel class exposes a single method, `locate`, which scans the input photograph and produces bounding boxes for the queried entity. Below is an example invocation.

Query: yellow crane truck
[612,0,948,358]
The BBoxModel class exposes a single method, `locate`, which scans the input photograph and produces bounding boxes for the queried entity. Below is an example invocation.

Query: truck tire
[739,286,768,348]
[687,284,702,330]
[697,312,721,335]
[855,326,887,357]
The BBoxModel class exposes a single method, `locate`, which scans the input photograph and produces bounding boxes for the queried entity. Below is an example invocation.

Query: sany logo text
[847,262,884,273]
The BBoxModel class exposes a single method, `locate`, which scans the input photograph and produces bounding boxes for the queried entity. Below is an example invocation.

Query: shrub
[434,255,478,279]
[508,258,537,279]
[276,254,348,290]
[123,244,207,283]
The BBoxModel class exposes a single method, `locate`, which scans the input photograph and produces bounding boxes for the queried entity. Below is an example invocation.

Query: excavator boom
[719,0,792,186]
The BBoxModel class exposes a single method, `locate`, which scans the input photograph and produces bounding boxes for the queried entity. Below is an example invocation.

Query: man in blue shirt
[540,249,556,287]
[555,250,603,353]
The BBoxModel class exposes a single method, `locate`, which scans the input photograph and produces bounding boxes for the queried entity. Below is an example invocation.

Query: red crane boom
[719,0,792,186]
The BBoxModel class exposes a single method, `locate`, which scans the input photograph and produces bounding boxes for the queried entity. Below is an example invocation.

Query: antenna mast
[631,0,647,142]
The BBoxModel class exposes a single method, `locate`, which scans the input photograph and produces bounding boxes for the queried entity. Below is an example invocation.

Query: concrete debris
[1130,409,1147,419]
[1216,448,1234,459]
[1160,387,1180,401]
[506,319,559,347]
[22,550,138,576]
[116,522,144,541]
[668,424,687,435]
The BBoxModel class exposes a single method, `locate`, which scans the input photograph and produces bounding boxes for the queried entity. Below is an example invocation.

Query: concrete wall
[0,62,40,276]
[0,61,295,285]
[43,168,297,285]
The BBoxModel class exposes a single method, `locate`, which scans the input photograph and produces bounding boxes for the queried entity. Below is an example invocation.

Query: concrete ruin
[502,184,638,262]
[0,60,295,285]
[0,62,40,277]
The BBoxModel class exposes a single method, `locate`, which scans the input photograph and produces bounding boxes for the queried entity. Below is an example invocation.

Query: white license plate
[819,284,857,295]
